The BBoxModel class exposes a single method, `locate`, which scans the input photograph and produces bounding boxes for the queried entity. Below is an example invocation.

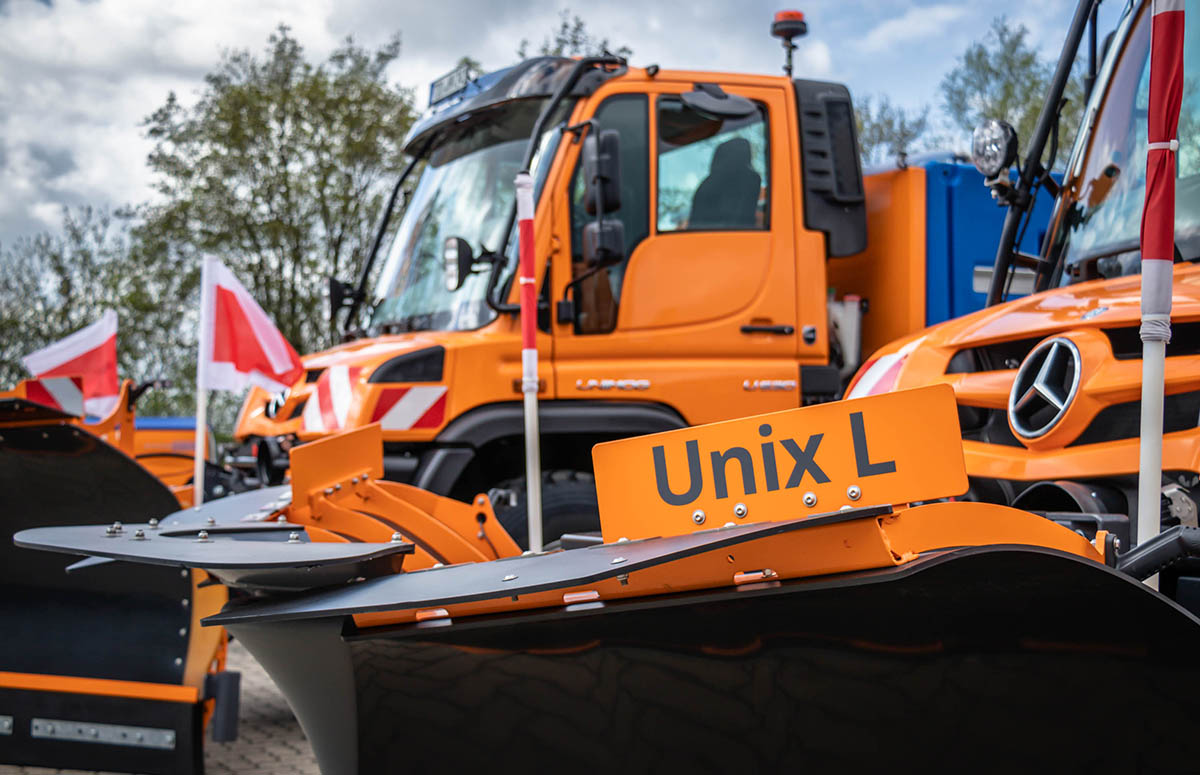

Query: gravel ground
[1,640,319,775]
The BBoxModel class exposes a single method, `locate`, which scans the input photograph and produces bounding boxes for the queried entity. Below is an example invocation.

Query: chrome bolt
[691,509,706,525]
[334,483,342,491]
[277,514,287,522]
[351,476,359,484]
[179,627,187,637]
[105,526,117,537]
[733,502,748,518]
[390,532,404,543]
[148,518,159,529]
[847,485,862,501]
[111,521,123,533]
[803,492,817,508]
[181,599,189,608]
[617,536,629,543]
[432,562,445,568]
[174,657,182,666]
[611,556,627,565]
[287,532,301,543]
[502,573,518,582]
[324,487,334,495]
[476,496,486,505]
[361,472,370,480]
[205,516,216,526]
[1114,537,1122,550]
[180,569,188,578]
[616,573,629,585]
[132,528,146,540]
[90,727,98,737]
[724,521,736,528]
[196,530,210,542]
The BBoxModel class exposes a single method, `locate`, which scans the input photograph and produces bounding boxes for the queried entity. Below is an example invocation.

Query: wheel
[491,470,599,549]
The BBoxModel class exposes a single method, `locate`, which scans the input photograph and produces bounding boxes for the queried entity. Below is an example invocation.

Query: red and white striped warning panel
[23,377,86,416]
[302,365,362,433]
[370,386,447,431]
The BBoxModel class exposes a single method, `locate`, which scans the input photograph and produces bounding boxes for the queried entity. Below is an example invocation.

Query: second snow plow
[15,384,1200,772]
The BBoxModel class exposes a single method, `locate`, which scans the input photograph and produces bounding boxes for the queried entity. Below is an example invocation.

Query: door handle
[740,324,795,335]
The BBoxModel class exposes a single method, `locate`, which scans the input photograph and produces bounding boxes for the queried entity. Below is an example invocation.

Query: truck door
[551,82,799,426]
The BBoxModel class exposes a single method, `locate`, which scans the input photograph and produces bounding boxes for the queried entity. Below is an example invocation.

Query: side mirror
[582,220,625,268]
[583,129,622,215]
[329,276,355,323]
[443,236,475,291]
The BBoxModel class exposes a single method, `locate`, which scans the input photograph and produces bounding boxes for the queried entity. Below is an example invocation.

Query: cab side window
[568,94,649,333]
[657,97,769,232]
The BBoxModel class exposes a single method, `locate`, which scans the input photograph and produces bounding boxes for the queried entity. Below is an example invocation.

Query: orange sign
[592,385,967,541]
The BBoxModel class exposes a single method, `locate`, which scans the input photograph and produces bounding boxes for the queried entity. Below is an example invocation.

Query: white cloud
[0,0,1124,245]
[858,4,968,53]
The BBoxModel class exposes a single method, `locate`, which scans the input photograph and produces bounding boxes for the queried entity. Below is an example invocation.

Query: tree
[0,206,198,416]
[141,25,418,353]
[516,10,633,61]
[941,16,1085,168]
[855,96,931,167]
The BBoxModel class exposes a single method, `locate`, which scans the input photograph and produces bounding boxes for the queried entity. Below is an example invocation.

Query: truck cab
[233,54,985,543]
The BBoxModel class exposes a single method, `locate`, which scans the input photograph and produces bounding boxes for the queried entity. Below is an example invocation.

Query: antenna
[771,11,808,77]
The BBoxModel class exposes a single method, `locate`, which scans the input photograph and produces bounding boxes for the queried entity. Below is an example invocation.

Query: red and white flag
[199,258,304,393]
[22,309,119,416]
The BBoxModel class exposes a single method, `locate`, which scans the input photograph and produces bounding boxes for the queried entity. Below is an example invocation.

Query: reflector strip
[302,365,363,433]
[23,377,85,416]
[372,386,447,430]
[31,717,176,750]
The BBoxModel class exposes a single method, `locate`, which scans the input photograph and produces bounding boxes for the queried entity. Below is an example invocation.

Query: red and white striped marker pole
[1137,0,1184,556]
[515,172,544,552]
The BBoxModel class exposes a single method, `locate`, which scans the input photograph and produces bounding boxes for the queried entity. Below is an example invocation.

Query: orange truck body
[849,0,1200,542]
[233,62,949,512]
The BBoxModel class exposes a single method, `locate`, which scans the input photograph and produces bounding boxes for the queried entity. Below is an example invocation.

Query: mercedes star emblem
[1008,337,1082,439]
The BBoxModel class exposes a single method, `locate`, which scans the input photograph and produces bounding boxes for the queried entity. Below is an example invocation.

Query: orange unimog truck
[850,0,1200,556]
[232,16,970,544]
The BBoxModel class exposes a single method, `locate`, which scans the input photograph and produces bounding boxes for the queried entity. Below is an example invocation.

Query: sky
[0,0,1127,247]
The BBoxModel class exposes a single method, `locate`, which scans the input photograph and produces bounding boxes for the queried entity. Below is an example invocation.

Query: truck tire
[491,470,599,549]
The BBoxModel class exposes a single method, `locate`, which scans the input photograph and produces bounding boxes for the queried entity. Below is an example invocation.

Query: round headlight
[971,119,1018,179]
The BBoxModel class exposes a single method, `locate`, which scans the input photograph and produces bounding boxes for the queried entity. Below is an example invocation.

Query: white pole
[1136,337,1167,551]
[515,172,543,552]
[193,257,214,507]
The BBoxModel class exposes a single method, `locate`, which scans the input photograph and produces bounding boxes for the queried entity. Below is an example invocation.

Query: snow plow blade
[14,386,1200,772]
[0,402,229,774]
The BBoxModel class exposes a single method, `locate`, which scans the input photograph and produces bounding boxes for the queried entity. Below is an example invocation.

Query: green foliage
[1,25,416,429]
[140,24,417,353]
[516,10,632,61]
[941,16,1085,167]
[855,96,931,166]
[0,206,206,416]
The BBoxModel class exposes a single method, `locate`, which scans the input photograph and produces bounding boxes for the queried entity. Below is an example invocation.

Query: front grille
[1104,321,1200,360]
[946,336,1043,374]
[958,405,1022,447]
[1069,390,1200,446]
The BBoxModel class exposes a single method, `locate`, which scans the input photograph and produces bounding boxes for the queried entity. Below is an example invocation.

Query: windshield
[370,98,568,331]
[1057,1,1200,284]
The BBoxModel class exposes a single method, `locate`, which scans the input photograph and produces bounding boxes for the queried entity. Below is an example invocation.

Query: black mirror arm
[487,55,624,315]
[985,0,1096,307]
